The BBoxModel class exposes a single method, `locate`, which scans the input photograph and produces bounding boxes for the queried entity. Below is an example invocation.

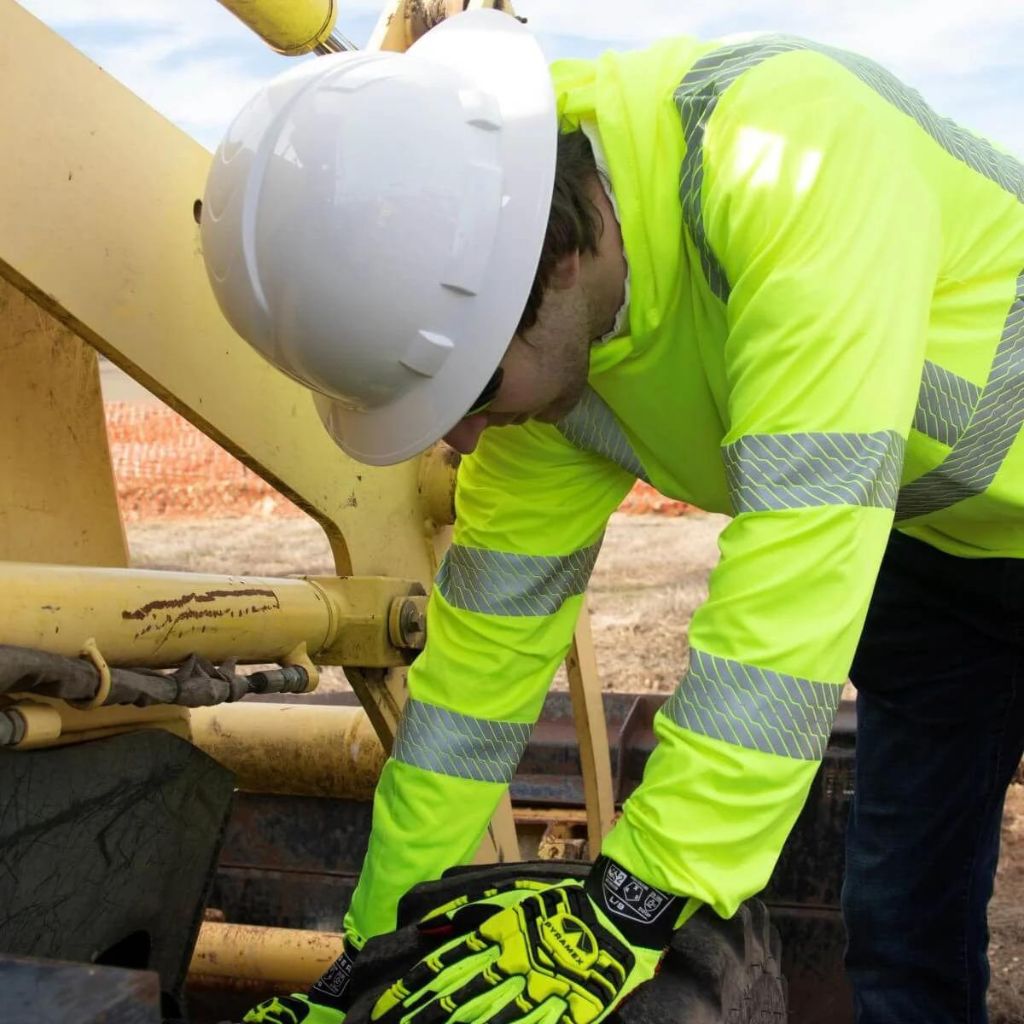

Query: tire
[624,898,786,1023]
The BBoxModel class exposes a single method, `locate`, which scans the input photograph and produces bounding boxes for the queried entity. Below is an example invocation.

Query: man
[202,9,1024,1024]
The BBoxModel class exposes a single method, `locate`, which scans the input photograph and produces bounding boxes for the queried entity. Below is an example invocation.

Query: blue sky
[17,0,1024,158]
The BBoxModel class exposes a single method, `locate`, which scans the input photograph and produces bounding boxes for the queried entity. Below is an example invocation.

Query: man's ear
[549,250,581,291]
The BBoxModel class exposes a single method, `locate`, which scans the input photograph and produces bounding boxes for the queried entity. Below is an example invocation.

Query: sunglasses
[465,366,504,417]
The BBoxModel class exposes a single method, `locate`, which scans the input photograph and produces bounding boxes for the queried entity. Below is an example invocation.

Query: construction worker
[202,10,1024,1024]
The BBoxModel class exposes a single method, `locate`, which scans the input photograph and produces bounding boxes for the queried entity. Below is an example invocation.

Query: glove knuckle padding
[350,863,786,1024]
[376,881,651,1024]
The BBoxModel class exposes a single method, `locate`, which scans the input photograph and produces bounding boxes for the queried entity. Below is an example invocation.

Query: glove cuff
[585,855,680,950]
[309,947,359,1012]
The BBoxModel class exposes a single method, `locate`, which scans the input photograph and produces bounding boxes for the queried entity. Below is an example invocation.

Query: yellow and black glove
[241,993,345,1023]
[371,857,681,1024]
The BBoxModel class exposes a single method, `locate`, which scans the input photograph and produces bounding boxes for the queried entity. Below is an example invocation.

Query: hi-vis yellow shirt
[346,36,1024,942]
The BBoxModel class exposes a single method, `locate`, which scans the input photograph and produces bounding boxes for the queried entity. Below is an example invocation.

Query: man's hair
[516,128,603,336]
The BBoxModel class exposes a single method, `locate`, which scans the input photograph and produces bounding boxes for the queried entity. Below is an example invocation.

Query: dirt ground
[127,511,1024,1021]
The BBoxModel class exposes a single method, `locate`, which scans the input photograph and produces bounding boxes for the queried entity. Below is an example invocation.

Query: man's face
[443,270,592,456]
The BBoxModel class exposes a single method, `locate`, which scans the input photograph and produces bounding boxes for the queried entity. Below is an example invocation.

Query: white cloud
[22,0,244,39]
[18,0,312,147]
[515,0,1022,77]
[515,0,1024,153]
[90,40,277,141]
[17,0,1024,154]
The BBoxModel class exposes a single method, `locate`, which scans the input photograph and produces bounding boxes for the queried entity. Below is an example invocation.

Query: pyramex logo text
[601,863,676,925]
[540,914,598,970]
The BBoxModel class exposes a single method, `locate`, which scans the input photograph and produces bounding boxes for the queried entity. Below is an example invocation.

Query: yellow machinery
[0,6,869,1022]
[0,0,615,1002]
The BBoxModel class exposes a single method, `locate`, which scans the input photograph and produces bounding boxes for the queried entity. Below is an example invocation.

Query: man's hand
[371,859,680,1024]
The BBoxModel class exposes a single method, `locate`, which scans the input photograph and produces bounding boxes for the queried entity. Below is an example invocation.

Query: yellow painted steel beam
[215,0,337,55]
[0,1,518,860]
[0,562,421,669]
[564,604,616,854]
[0,0,450,591]
[368,0,514,52]
[191,702,386,798]
[368,0,432,52]
[0,277,127,568]
[190,921,344,994]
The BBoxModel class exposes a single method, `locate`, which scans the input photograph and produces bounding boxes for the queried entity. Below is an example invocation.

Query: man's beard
[535,336,590,424]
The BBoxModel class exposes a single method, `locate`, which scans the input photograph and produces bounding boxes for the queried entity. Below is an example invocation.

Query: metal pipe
[0,563,328,667]
[0,563,422,669]
[7,698,190,750]
[315,29,358,53]
[0,709,24,745]
[215,0,339,56]
[189,921,344,992]
[191,702,386,800]
[418,443,459,528]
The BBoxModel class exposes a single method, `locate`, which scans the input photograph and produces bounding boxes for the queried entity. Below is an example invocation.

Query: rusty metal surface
[2,953,160,1024]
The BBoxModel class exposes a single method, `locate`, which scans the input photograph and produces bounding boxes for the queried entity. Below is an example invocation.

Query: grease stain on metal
[122,588,281,642]
[122,588,278,621]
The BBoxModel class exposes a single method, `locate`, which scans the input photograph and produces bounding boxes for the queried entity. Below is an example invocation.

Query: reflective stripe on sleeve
[557,387,650,482]
[674,36,1023,304]
[913,360,982,447]
[661,647,843,761]
[393,699,532,784]
[898,275,1024,520]
[676,37,1024,520]
[436,540,602,617]
[723,430,904,514]
[674,39,800,302]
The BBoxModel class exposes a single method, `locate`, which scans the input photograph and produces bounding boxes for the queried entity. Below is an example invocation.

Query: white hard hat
[200,10,556,465]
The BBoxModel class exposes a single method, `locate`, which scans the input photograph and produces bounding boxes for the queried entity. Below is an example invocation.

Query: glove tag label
[310,947,358,1010]
[587,856,680,948]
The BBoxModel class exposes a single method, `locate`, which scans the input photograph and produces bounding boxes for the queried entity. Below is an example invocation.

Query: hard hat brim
[315,9,557,466]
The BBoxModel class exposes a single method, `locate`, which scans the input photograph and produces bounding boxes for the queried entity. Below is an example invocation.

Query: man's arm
[602,48,943,916]
[345,420,636,944]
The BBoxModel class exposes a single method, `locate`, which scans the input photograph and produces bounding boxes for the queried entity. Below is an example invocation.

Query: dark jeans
[845,531,1024,1023]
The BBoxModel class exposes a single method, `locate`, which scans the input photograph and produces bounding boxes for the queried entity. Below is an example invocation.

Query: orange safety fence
[104,402,693,522]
